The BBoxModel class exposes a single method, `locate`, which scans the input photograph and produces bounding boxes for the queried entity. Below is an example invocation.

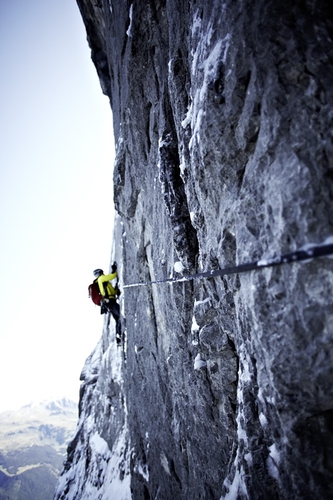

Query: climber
[92,263,122,344]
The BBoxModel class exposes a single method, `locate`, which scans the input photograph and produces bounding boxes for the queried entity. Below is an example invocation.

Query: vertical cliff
[56,1,333,498]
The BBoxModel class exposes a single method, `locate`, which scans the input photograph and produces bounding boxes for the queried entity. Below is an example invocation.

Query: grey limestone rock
[56,1,333,499]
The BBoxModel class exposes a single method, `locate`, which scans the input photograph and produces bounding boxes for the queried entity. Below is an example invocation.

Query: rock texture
[56,0,333,498]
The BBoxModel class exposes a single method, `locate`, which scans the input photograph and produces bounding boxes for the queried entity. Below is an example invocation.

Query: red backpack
[88,280,102,306]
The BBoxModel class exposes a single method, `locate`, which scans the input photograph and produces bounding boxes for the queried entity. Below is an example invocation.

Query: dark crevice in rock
[113,142,126,216]
[170,458,182,486]
[158,125,199,271]
[208,64,226,103]
[145,102,152,154]
[146,288,159,349]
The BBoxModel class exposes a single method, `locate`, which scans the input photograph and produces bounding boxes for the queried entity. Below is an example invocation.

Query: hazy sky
[0,0,115,411]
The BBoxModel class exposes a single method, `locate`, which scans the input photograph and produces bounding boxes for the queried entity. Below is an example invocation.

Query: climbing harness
[122,240,333,289]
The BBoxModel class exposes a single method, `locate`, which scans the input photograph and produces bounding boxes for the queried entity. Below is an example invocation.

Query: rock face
[56,1,333,498]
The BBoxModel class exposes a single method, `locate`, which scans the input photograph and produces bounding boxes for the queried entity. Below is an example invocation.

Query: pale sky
[0,0,115,412]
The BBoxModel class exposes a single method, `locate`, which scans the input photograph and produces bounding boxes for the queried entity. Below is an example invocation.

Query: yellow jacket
[97,271,118,299]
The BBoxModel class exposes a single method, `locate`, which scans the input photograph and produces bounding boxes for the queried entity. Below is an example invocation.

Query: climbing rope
[122,240,333,289]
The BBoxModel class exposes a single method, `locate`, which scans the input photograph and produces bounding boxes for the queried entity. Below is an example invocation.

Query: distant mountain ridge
[0,399,78,500]
[0,398,77,451]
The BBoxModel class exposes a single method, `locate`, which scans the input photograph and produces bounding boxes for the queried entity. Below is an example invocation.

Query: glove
[111,262,117,273]
[105,298,109,303]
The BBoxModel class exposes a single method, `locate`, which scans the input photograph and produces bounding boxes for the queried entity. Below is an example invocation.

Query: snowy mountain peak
[0,399,78,500]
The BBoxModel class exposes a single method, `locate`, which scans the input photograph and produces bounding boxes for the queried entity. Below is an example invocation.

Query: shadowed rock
[56,1,333,499]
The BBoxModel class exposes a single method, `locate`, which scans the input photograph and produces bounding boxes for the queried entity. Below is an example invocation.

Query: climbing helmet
[93,269,104,278]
